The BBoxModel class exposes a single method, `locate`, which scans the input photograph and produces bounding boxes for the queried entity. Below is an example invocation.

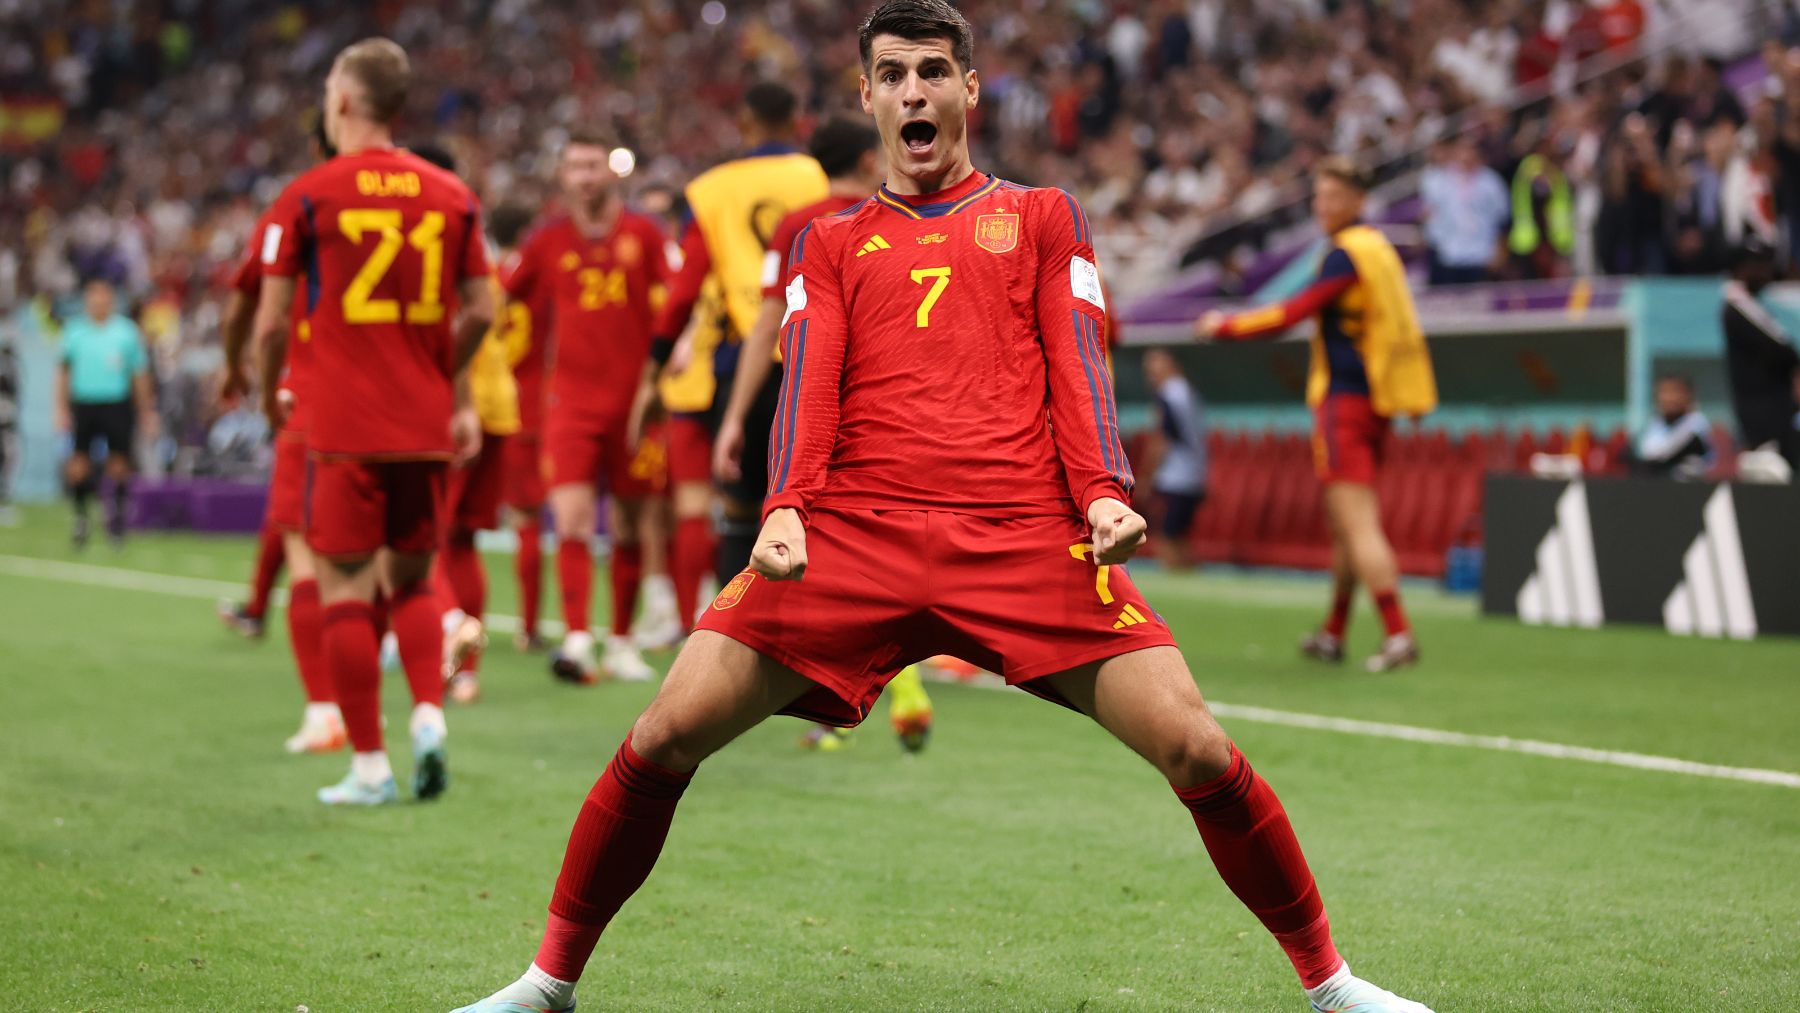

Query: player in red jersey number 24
[452,3,1435,1011]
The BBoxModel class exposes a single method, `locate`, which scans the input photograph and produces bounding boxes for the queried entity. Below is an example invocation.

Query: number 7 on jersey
[910,266,951,328]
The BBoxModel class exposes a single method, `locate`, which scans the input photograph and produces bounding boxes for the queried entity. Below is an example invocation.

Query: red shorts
[1312,392,1390,485]
[446,434,509,534]
[502,432,545,511]
[696,509,1176,727]
[267,435,308,532]
[666,414,713,486]
[304,456,448,558]
[545,422,662,498]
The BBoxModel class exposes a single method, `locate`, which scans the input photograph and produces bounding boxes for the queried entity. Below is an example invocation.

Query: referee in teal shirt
[56,278,156,547]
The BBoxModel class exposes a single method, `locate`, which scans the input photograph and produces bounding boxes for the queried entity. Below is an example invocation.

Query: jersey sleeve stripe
[1087,314,1133,488]
[771,318,808,493]
[768,321,792,485]
[1071,309,1118,479]
[791,223,814,268]
[301,196,321,315]
[1059,190,1088,245]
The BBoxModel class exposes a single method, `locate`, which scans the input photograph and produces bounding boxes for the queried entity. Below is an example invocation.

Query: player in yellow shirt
[1197,158,1436,673]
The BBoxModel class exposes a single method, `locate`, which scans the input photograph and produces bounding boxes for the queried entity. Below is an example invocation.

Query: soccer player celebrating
[504,131,669,684]
[254,38,493,805]
[1195,159,1437,673]
[453,5,1434,1012]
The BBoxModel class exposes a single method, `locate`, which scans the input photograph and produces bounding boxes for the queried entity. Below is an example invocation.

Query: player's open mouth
[900,120,938,155]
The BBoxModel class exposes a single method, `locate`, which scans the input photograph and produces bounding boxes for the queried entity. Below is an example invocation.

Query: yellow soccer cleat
[887,665,933,754]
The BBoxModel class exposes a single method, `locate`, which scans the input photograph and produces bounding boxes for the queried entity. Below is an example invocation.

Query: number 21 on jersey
[338,209,445,324]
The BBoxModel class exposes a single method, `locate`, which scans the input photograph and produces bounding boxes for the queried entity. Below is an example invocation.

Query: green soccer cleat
[316,772,398,806]
[1306,965,1435,1013]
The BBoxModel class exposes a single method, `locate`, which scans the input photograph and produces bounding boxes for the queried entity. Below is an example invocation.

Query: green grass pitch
[1,506,1796,1011]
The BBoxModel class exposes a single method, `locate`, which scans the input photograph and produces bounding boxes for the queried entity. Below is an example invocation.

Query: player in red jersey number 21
[453,3,1434,1011]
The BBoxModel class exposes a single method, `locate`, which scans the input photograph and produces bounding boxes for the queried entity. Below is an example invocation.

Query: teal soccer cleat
[315,772,398,806]
[411,719,448,801]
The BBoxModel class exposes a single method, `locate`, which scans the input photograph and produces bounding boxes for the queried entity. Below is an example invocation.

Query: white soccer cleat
[602,635,656,683]
[632,575,683,650]
[283,705,347,754]
[442,611,487,682]
[1306,964,1435,1013]
[1364,632,1420,673]
[550,630,600,685]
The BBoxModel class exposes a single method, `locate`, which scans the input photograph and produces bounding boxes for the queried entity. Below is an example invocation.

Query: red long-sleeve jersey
[764,170,1131,524]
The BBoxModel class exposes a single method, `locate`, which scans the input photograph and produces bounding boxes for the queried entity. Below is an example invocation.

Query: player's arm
[1194,249,1357,342]
[713,296,784,481]
[253,276,296,426]
[1036,192,1142,564]
[633,225,705,445]
[54,356,71,434]
[752,224,848,581]
[219,241,264,400]
[449,207,496,462]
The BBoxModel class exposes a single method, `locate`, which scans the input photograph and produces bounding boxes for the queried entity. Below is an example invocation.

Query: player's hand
[713,414,745,483]
[750,507,807,581]
[626,379,657,450]
[217,364,251,402]
[263,387,294,428]
[53,403,71,434]
[1086,496,1147,565]
[1193,310,1226,342]
[450,407,483,465]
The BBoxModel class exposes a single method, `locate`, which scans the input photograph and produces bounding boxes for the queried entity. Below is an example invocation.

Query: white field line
[2,553,1795,790]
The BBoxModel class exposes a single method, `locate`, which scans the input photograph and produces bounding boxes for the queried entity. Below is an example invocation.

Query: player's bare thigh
[1040,645,1232,787]
[281,531,317,582]
[630,630,816,772]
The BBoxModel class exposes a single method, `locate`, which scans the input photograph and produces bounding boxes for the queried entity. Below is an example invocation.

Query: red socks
[670,517,713,631]
[539,736,694,981]
[1173,745,1342,989]
[390,583,446,708]
[517,517,543,637]
[1373,589,1409,637]
[286,579,333,704]
[1323,584,1353,639]
[322,601,382,751]
[558,538,592,635]
[610,542,643,637]
[246,524,285,618]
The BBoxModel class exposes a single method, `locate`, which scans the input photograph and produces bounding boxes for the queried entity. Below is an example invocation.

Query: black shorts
[1157,489,1206,540]
[719,364,782,510]
[72,400,134,461]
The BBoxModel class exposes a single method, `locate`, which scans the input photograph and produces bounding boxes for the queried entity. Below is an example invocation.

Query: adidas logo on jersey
[856,235,892,257]
[1113,604,1149,629]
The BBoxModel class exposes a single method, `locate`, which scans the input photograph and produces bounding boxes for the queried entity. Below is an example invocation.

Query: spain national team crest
[712,571,757,611]
[615,233,642,267]
[974,212,1019,254]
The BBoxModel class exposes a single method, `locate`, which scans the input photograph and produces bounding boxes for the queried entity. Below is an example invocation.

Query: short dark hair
[1314,155,1372,192]
[563,126,617,152]
[410,142,456,174]
[487,204,535,250]
[310,107,336,159]
[1656,373,1695,392]
[858,0,974,73]
[744,82,798,130]
[808,116,880,179]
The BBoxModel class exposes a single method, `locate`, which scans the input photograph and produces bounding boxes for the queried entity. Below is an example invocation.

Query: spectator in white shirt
[1421,136,1511,285]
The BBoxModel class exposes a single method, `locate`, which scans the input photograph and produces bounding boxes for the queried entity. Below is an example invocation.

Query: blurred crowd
[0,0,1793,476]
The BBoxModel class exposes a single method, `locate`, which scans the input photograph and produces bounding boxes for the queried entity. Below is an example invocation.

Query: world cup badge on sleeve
[974,213,1020,254]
